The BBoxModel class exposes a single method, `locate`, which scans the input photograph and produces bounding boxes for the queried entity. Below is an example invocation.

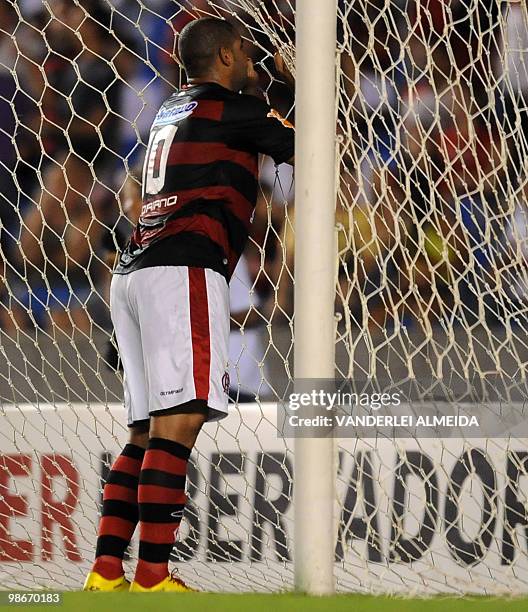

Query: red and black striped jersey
[114,82,294,279]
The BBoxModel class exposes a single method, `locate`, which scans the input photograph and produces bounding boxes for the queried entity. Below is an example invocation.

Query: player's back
[116,82,294,280]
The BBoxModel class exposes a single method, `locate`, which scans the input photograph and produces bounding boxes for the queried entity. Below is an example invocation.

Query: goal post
[293,0,338,596]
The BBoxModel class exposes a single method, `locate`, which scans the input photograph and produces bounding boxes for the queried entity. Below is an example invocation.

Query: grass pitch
[6,593,528,612]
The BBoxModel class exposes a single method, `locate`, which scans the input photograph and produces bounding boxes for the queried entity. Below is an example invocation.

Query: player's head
[178,17,250,91]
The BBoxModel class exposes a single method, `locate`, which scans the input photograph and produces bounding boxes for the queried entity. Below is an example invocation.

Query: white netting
[1,0,528,596]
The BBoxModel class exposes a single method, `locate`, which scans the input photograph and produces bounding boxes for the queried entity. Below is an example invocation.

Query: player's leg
[87,423,148,589]
[131,409,206,591]
[128,266,230,592]
[84,273,150,590]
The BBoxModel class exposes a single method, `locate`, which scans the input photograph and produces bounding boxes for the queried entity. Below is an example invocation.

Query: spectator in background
[498,0,528,182]
[498,160,528,325]
[437,86,502,248]
[0,1,42,332]
[435,83,505,323]
[337,159,405,330]
[0,1,19,332]
[229,255,270,402]
[338,0,400,163]
[9,0,134,335]
[409,197,469,323]
[45,0,134,168]
[250,164,293,303]
[505,214,528,320]
[159,0,210,94]
[0,1,24,258]
[0,2,20,202]
[450,0,501,109]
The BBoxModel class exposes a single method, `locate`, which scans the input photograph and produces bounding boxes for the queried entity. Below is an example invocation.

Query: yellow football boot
[130,573,196,593]
[83,571,130,592]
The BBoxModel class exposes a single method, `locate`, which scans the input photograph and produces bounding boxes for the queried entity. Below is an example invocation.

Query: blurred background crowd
[0,0,527,347]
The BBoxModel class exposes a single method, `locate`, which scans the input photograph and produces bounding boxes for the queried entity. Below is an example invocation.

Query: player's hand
[247,58,258,85]
[242,58,261,96]
[274,52,294,90]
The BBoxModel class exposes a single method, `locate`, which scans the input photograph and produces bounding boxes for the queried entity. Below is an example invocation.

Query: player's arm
[274,53,295,165]
[238,55,295,166]
[273,52,295,92]
[272,51,295,135]
[272,53,295,165]
[228,95,295,167]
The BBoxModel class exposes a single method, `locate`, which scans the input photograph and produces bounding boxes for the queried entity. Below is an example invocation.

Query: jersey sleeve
[226,96,294,165]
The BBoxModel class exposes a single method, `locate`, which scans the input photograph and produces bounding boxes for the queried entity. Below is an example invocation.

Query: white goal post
[293,0,337,596]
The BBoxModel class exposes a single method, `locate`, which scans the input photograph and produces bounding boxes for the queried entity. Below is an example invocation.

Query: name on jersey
[153,101,198,126]
[141,194,178,216]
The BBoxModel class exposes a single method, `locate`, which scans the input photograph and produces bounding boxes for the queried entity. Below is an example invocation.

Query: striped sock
[134,437,189,588]
[92,443,145,580]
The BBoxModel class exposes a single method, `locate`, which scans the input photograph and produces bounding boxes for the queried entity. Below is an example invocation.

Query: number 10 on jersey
[143,124,178,196]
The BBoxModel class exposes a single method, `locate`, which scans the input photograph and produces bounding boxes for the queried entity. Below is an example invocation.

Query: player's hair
[178,17,239,78]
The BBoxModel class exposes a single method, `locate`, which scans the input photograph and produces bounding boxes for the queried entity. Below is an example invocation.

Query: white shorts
[110,266,230,426]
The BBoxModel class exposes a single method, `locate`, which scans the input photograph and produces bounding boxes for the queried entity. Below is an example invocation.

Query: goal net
[1,0,528,596]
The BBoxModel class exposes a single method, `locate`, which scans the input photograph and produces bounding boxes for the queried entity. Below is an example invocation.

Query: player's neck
[186,74,236,92]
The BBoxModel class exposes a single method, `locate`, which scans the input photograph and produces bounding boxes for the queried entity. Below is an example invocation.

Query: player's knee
[129,423,149,449]
[149,410,207,448]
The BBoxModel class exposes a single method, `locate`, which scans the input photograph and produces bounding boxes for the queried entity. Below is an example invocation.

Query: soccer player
[83,17,294,592]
